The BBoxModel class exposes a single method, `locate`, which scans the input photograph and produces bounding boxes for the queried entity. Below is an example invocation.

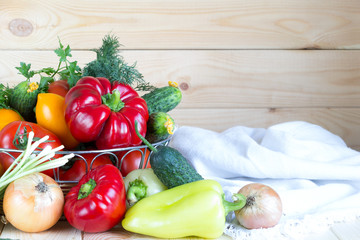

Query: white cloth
[169,121,360,240]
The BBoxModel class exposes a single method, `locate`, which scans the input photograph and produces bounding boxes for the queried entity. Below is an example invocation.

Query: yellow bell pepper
[122,179,246,239]
[35,93,79,149]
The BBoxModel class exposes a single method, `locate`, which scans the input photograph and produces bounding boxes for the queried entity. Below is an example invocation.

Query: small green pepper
[121,179,246,239]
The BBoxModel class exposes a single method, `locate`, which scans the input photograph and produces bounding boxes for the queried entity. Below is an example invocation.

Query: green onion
[0,131,74,198]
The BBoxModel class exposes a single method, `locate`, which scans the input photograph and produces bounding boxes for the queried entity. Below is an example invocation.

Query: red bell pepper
[64,164,126,232]
[64,76,148,149]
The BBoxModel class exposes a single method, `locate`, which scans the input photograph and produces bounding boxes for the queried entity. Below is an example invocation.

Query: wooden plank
[84,223,232,239]
[0,0,359,50]
[170,107,360,150]
[0,220,82,240]
[0,50,359,108]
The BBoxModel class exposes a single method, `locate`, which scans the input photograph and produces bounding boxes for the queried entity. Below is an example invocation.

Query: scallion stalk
[0,131,74,198]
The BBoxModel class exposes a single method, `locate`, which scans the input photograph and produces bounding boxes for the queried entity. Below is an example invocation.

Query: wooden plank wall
[0,0,359,150]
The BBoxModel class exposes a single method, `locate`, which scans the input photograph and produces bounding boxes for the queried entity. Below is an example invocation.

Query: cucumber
[149,145,203,188]
[145,112,175,143]
[135,121,203,189]
[142,81,182,115]
[8,81,39,122]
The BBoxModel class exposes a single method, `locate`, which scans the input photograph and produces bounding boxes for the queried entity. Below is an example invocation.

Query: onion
[234,183,282,229]
[3,173,64,232]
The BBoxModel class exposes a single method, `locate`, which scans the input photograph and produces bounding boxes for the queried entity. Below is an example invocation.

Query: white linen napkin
[169,121,360,240]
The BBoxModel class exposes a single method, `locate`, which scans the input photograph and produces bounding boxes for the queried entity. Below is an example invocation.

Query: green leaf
[16,62,35,80]
[39,67,56,76]
[54,47,67,62]
[38,76,54,92]
[54,39,73,62]
[65,45,72,57]
[58,37,64,49]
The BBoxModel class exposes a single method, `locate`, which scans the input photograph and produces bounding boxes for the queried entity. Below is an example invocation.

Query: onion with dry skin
[235,183,282,229]
[3,173,64,232]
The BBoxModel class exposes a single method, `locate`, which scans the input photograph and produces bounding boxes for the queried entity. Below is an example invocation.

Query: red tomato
[64,164,126,232]
[118,149,151,177]
[59,153,113,181]
[0,121,63,178]
[48,80,70,97]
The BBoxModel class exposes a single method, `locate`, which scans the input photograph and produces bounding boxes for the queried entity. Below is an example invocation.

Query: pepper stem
[127,179,148,206]
[222,193,247,216]
[78,178,97,200]
[134,121,158,153]
[101,89,125,112]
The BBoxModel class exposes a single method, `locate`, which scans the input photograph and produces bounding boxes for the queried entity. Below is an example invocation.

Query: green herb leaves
[15,38,82,92]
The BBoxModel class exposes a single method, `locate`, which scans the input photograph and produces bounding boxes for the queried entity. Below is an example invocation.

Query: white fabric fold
[169,121,360,240]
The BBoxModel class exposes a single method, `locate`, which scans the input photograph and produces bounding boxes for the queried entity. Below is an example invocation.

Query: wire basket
[0,137,171,217]
[0,137,171,194]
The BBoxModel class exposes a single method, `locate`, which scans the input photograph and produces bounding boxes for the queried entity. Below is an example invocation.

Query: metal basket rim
[0,136,171,154]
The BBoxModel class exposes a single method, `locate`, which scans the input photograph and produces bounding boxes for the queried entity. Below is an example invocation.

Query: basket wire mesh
[0,137,171,193]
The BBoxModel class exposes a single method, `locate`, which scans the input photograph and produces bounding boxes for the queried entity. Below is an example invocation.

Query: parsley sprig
[16,38,82,91]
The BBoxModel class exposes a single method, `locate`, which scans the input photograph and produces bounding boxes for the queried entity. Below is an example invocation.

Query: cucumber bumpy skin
[8,81,39,122]
[150,145,204,189]
[142,82,182,115]
[134,121,203,189]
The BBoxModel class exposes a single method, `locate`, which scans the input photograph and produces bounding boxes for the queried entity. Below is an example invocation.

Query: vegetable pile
[0,34,283,237]
[0,34,180,181]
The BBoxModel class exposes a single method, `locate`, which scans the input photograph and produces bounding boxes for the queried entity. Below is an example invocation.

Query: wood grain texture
[0,49,359,148]
[0,221,82,240]
[0,220,359,239]
[0,1,359,239]
[0,50,359,108]
[0,0,359,50]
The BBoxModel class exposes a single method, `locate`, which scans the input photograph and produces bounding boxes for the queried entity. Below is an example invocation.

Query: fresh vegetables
[35,93,79,149]
[0,108,23,132]
[4,40,81,123]
[47,79,70,97]
[7,79,40,122]
[122,179,246,238]
[135,121,203,188]
[145,112,175,143]
[0,34,289,238]
[0,131,73,198]
[124,168,167,207]
[149,145,203,188]
[59,153,113,181]
[64,164,126,232]
[118,149,151,177]
[3,173,64,232]
[141,81,182,115]
[234,183,283,229]
[0,121,64,178]
[64,76,149,149]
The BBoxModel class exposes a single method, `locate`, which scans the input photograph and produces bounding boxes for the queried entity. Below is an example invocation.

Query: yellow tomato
[0,108,23,132]
[35,93,79,149]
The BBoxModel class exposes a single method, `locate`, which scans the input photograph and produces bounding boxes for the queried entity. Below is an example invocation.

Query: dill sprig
[82,34,155,92]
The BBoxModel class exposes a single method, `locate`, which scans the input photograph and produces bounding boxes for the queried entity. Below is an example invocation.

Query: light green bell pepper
[121,179,246,238]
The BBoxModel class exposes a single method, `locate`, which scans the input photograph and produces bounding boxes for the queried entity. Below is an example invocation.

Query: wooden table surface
[0,219,359,240]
